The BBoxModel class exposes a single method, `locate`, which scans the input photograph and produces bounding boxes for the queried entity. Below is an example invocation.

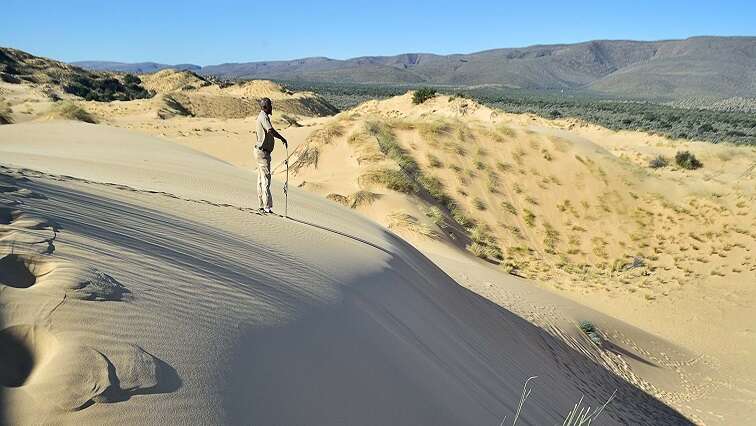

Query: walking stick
[284,144,289,218]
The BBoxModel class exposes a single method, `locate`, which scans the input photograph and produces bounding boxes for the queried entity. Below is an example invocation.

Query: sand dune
[0,121,696,424]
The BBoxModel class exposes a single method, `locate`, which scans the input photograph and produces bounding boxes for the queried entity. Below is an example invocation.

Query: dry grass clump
[496,123,516,138]
[423,206,445,227]
[359,168,415,193]
[349,190,380,208]
[388,211,439,239]
[417,174,445,201]
[366,120,418,174]
[347,130,385,164]
[49,101,97,123]
[523,209,536,227]
[427,153,443,168]
[501,201,517,215]
[326,193,350,206]
[473,197,487,211]
[467,224,503,260]
[418,120,454,141]
[308,122,344,145]
[289,144,320,174]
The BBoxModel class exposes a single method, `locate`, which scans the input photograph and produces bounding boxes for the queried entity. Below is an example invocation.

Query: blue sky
[2,0,755,65]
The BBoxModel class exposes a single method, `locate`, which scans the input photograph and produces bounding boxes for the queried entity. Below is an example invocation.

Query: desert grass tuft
[326,193,349,206]
[50,101,97,123]
[349,190,380,208]
[388,211,439,238]
[359,168,416,193]
[289,144,320,174]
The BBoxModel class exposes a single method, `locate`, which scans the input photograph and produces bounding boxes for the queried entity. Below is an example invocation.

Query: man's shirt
[256,111,275,152]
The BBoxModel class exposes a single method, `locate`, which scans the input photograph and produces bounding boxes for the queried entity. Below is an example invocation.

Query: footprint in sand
[0,253,130,301]
[0,325,162,411]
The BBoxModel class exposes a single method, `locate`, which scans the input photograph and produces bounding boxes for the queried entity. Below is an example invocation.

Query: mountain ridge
[65,36,756,99]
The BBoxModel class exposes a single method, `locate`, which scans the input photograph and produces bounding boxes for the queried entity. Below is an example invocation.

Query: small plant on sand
[579,321,602,345]
[450,204,475,228]
[326,193,349,206]
[424,206,445,227]
[388,211,439,239]
[501,201,517,215]
[427,153,443,168]
[523,209,536,227]
[417,174,446,200]
[473,197,487,211]
[496,161,514,172]
[674,151,702,170]
[412,87,437,104]
[648,154,668,168]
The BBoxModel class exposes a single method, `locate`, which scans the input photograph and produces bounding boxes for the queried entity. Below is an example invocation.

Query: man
[254,97,287,214]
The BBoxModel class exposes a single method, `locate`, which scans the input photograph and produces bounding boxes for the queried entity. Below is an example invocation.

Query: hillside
[0,48,338,126]
[0,47,152,102]
[73,36,756,99]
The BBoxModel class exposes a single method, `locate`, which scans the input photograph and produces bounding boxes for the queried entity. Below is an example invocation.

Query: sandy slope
[261,94,755,424]
[0,121,694,425]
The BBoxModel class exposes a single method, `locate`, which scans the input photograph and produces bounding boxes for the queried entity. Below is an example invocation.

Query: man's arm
[262,115,287,146]
[268,127,287,146]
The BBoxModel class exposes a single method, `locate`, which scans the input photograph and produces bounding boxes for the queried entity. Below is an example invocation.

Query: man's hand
[282,138,288,148]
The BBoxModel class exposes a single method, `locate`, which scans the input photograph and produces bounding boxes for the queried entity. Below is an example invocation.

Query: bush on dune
[648,154,668,168]
[674,150,703,170]
[412,87,437,105]
[50,101,97,123]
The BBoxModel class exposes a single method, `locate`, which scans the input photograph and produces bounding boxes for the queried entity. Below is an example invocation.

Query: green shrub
[359,169,416,193]
[579,320,602,345]
[675,151,702,169]
[412,88,437,105]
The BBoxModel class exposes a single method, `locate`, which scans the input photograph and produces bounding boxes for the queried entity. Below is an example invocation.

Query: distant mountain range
[72,36,756,99]
[71,61,201,74]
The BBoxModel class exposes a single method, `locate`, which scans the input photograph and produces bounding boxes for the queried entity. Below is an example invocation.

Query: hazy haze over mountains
[71,36,756,99]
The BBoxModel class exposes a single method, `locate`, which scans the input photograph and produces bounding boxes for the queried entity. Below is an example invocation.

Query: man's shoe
[263,208,274,214]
